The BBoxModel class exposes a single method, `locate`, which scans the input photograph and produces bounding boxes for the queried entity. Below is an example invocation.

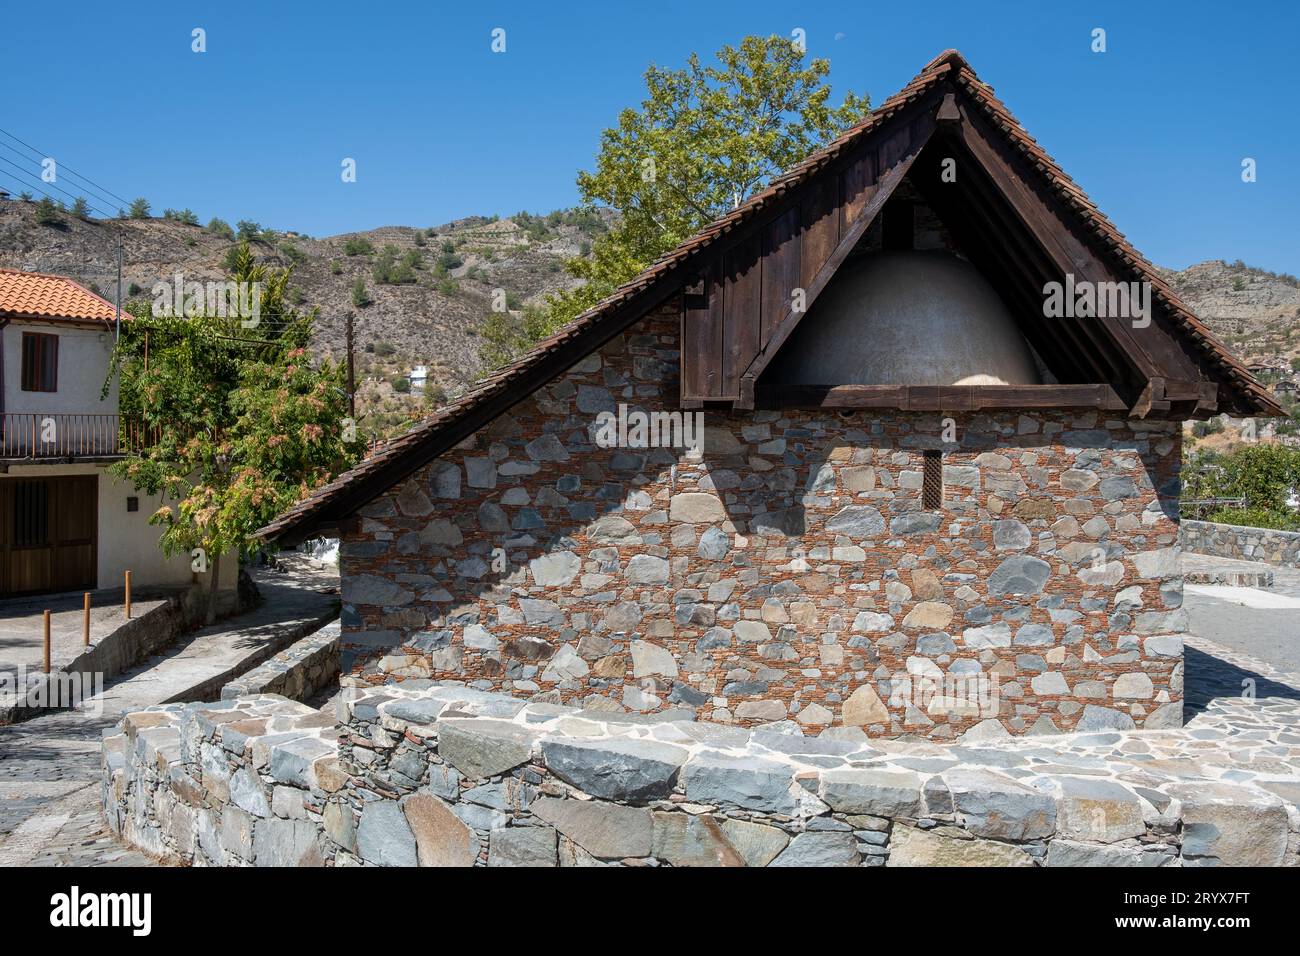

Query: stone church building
[261,51,1279,740]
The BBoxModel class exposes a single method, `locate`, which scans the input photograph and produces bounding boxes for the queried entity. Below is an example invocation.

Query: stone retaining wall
[2,585,212,725]
[102,685,1300,867]
[1181,519,1300,568]
[221,622,341,703]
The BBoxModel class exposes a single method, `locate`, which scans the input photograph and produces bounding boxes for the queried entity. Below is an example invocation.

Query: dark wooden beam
[956,100,1203,385]
[758,383,1129,411]
[735,113,938,408]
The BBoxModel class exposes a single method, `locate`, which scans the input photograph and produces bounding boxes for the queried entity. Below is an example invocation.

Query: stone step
[1184,569,1275,589]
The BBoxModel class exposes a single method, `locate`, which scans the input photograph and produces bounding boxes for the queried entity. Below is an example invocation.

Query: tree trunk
[206,550,221,625]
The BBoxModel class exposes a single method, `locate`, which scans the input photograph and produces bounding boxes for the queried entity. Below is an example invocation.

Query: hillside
[0,198,610,435]
[3,195,1298,440]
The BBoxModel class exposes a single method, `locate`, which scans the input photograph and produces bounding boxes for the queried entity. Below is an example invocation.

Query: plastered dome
[769,250,1042,386]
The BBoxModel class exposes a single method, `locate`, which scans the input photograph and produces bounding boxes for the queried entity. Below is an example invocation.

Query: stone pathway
[0,558,338,866]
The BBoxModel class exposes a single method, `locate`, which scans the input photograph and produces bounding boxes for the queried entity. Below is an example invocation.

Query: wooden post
[83,592,91,646]
[42,610,51,673]
[125,570,132,619]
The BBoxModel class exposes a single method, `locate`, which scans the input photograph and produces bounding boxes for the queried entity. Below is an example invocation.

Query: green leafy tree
[351,277,372,308]
[71,197,90,219]
[108,243,362,621]
[34,196,62,225]
[502,34,869,363]
[207,217,235,239]
[1185,442,1300,530]
[128,197,151,219]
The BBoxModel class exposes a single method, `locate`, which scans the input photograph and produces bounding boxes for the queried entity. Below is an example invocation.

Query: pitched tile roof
[0,268,123,325]
[258,50,1278,545]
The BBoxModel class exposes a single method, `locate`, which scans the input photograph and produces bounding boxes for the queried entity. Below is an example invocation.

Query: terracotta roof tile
[0,268,123,325]
[257,50,1277,544]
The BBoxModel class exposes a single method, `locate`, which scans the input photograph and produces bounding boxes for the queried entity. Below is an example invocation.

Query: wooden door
[0,476,98,596]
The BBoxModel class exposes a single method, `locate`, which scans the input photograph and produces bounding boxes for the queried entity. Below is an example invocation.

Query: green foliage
[163,208,200,225]
[70,197,90,219]
[390,375,411,393]
[477,304,552,367]
[1184,443,1300,530]
[108,243,363,607]
[351,277,372,308]
[371,340,396,357]
[329,260,343,275]
[236,220,262,241]
[343,236,373,256]
[372,245,419,284]
[34,196,62,225]
[207,218,235,239]
[128,197,151,219]
[519,34,870,360]
[1231,276,1246,292]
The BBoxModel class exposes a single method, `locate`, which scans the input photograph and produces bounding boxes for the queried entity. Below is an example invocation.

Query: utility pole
[345,310,356,418]
[114,229,123,342]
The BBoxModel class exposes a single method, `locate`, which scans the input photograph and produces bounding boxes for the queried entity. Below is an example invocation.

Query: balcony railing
[0,413,159,460]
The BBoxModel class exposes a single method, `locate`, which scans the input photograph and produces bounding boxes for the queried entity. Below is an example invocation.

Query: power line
[0,154,117,219]
[0,136,126,215]
[0,125,134,208]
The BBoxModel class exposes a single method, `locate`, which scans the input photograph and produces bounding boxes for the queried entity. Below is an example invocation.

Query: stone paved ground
[0,557,338,866]
[1182,553,1300,674]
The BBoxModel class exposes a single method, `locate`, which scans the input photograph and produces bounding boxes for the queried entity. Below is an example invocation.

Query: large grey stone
[769,831,860,867]
[819,768,924,818]
[944,768,1056,840]
[888,825,1034,866]
[437,720,538,779]
[229,766,270,818]
[625,554,669,585]
[987,556,1051,596]
[525,434,570,462]
[356,800,417,867]
[1046,840,1172,867]
[488,825,558,867]
[682,752,797,813]
[1056,777,1145,843]
[651,812,745,866]
[529,550,581,587]
[1170,782,1289,866]
[1076,704,1136,731]
[253,817,322,867]
[342,574,413,607]
[540,736,689,801]
[267,735,335,789]
[720,818,790,867]
[826,506,885,538]
[531,797,653,858]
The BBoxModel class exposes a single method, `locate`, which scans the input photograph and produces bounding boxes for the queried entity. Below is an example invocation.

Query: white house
[0,268,236,598]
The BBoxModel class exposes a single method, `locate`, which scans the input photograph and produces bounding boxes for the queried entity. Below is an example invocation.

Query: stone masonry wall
[338,302,1186,738]
[101,685,1300,867]
[1181,519,1300,568]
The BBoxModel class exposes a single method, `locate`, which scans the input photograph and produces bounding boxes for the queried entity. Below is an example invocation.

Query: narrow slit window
[923,450,943,509]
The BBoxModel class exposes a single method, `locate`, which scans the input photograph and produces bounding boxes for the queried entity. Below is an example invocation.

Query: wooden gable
[678,77,1242,421]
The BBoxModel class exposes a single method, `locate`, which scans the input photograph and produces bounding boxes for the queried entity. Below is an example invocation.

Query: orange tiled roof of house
[0,267,123,325]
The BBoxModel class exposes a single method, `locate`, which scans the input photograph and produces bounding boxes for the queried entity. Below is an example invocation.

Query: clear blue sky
[2,0,1296,273]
